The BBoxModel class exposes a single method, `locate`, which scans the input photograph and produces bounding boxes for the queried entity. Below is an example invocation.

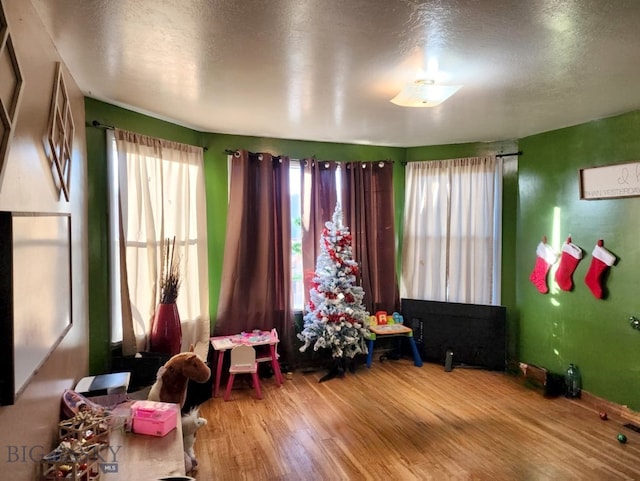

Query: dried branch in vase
[159,236,181,304]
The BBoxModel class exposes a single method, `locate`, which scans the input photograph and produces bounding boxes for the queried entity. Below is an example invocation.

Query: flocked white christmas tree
[298,204,370,363]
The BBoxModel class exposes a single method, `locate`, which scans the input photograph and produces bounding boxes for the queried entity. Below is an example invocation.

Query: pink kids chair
[224,344,262,401]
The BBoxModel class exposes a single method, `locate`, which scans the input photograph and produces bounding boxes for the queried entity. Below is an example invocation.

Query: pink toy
[131,400,179,437]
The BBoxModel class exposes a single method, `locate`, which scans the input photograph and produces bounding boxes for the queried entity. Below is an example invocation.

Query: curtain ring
[324,162,330,169]
[378,161,385,168]
[258,154,264,161]
[234,150,241,158]
[303,159,308,166]
[362,163,367,169]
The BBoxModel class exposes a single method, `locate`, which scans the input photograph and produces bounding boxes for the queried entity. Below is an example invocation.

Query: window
[108,130,209,352]
[290,160,343,311]
[290,162,304,310]
[401,156,502,305]
[107,132,122,343]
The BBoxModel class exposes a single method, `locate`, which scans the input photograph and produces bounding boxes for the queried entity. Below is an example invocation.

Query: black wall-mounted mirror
[0,211,72,405]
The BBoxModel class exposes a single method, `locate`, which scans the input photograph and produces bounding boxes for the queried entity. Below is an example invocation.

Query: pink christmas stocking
[554,237,583,291]
[529,241,558,294]
[584,240,616,299]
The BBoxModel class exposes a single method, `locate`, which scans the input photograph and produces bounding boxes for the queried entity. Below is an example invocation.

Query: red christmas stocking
[529,241,558,294]
[554,237,583,291]
[584,240,616,299]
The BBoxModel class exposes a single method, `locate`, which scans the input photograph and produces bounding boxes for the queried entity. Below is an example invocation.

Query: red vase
[149,303,182,356]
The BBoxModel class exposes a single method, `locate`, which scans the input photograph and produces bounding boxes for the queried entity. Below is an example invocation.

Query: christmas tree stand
[318,356,357,383]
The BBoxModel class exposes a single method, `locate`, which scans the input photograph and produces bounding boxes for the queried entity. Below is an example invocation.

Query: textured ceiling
[31,0,640,147]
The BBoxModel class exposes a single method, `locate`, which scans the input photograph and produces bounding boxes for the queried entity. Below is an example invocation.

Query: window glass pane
[290,162,303,310]
[107,132,122,343]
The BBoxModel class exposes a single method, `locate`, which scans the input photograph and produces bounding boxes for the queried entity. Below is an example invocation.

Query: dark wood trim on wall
[0,211,15,405]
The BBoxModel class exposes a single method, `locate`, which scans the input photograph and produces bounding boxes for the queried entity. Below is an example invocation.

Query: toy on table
[41,404,111,481]
[131,400,179,437]
[61,389,107,418]
[232,330,271,344]
[370,312,408,333]
[148,346,211,408]
[182,407,208,474]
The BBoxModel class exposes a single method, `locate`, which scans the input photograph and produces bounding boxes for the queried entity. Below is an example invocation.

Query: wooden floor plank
[192,360,640,480]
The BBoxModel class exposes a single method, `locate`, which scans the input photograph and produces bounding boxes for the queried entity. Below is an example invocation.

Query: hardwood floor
[193,359,640,480]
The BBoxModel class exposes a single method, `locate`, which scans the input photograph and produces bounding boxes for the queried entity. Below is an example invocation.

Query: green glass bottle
[565,363,582,398]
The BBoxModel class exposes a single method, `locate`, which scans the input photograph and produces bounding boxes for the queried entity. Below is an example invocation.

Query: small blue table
[366,323,423,368]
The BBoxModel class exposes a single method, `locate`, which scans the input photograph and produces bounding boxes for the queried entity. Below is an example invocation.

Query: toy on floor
[182,407,207,473]
[148,346,211,408]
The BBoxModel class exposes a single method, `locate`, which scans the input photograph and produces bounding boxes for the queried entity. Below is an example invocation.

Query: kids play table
[366,323,423,368]
[210,330,283,397]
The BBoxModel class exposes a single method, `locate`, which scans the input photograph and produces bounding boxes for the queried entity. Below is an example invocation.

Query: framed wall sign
[579,161,640,200]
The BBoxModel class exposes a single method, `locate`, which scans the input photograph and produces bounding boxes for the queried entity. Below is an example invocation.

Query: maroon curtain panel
[300,159,338,307]
[216,150,293,359]
[342,161,399,314]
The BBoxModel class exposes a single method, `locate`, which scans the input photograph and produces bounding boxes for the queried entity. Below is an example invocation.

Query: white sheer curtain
[401,156,502,305]
[109,129,210,355]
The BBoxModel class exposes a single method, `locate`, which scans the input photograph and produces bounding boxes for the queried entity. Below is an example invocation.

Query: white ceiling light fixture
[390,79,462,107]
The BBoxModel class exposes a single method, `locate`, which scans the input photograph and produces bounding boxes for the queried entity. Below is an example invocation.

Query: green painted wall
[85,122,110,375]
[518,110,640,409]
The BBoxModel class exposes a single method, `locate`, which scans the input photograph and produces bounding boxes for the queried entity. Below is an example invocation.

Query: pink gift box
[131,400,178,437]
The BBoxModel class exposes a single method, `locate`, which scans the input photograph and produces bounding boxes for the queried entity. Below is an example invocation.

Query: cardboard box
[518,362,564,397]
[131,400,178,437]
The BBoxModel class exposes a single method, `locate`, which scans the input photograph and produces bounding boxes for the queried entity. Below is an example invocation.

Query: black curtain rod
[91,120,114,129]
[226,150,394,166]
[226,149,285,159]
[496,151,522,158]
[229,146,518,161]
[91,120,208,151]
